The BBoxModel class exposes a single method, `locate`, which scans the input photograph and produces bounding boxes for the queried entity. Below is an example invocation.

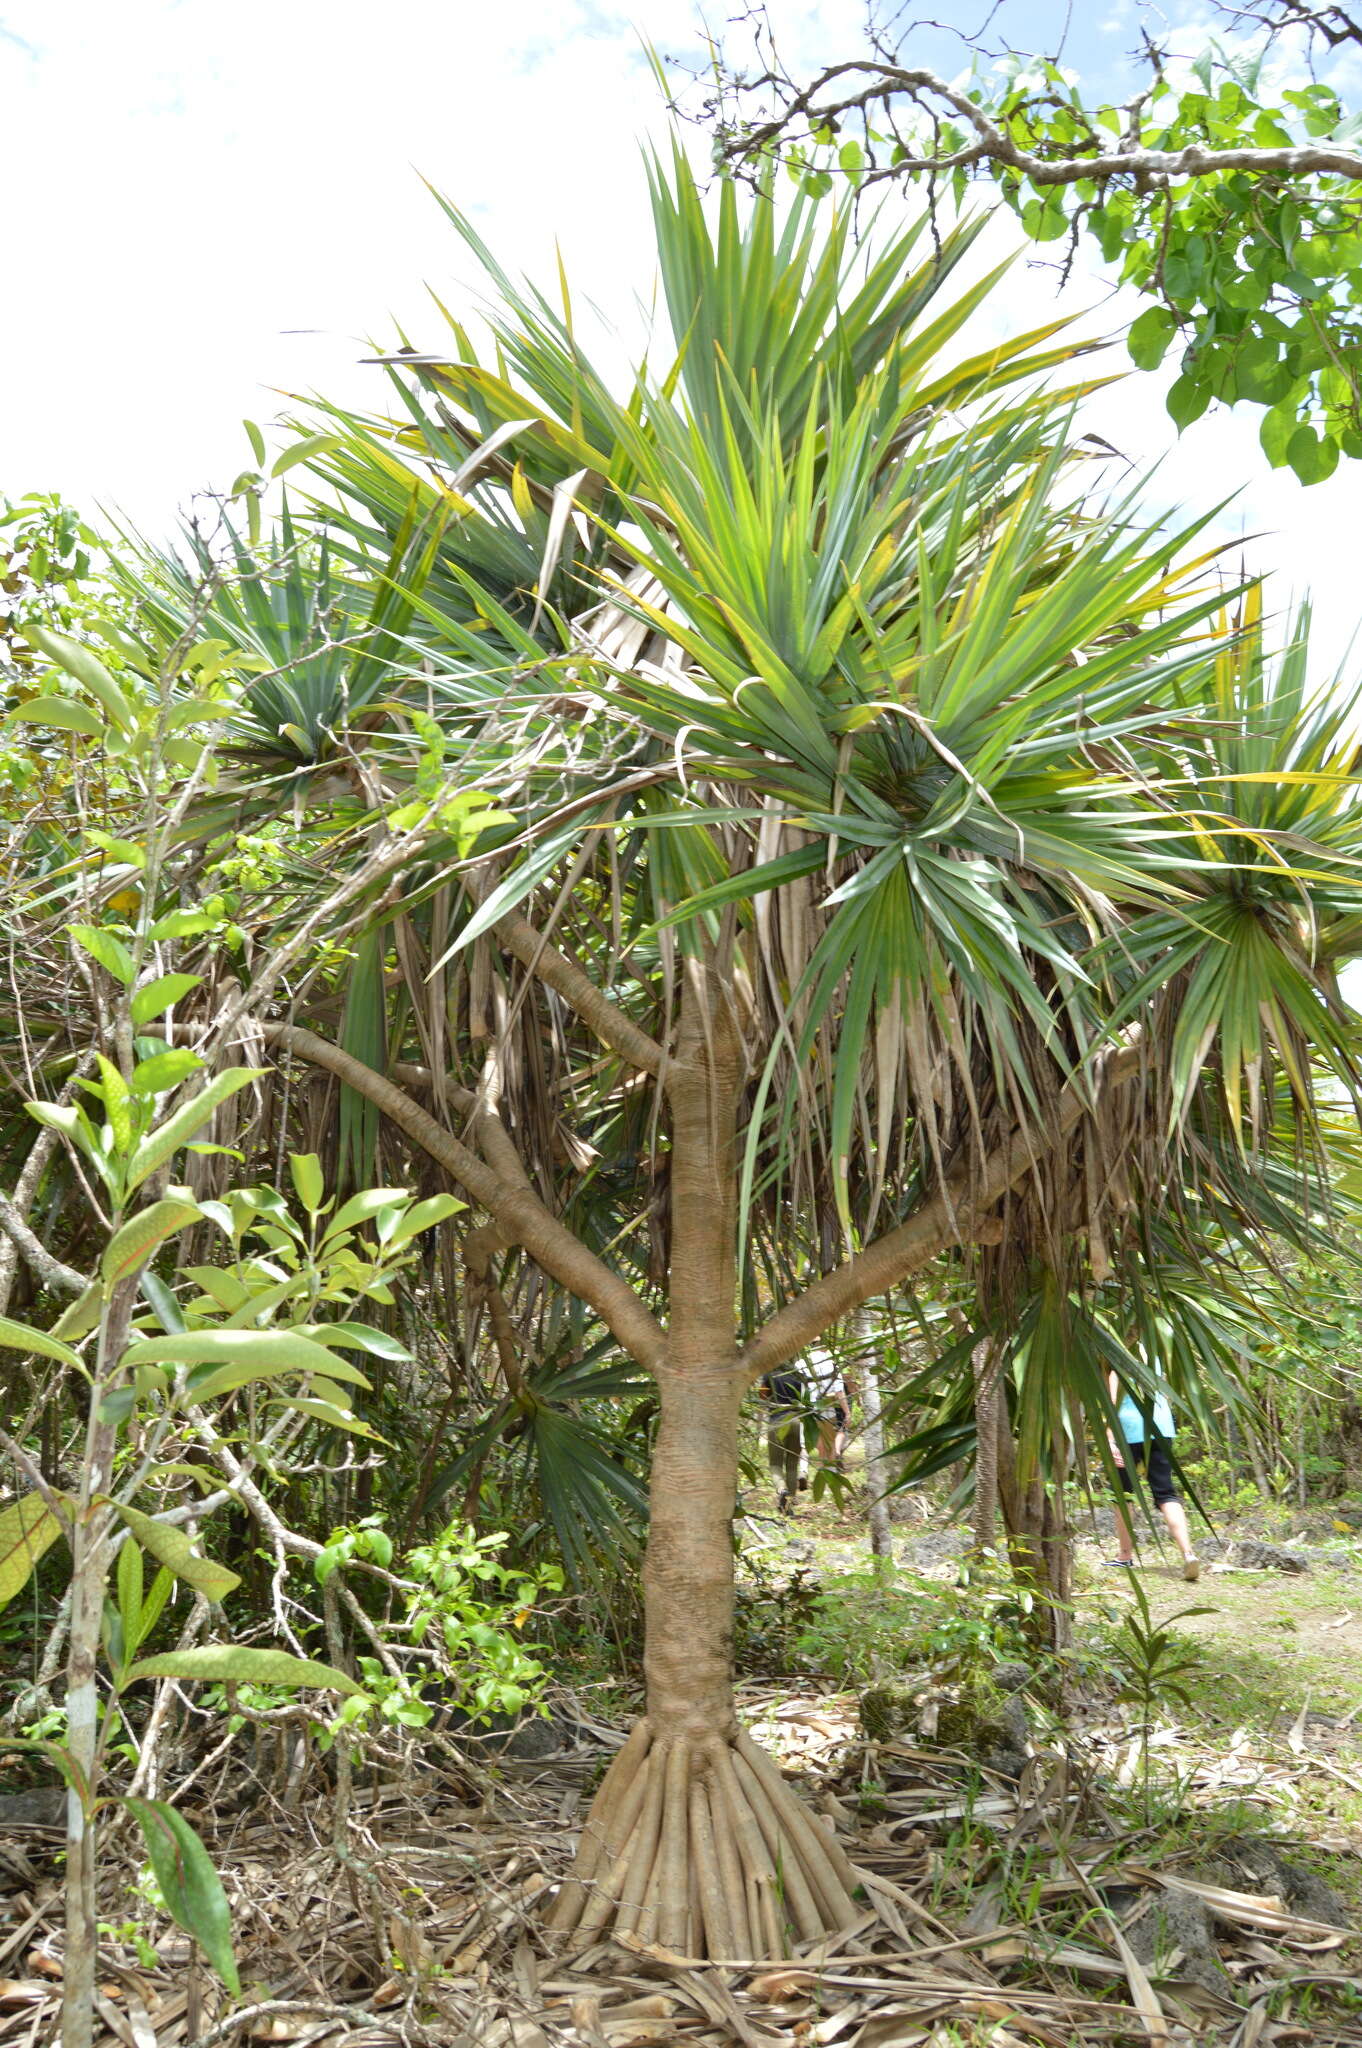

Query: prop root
[547,1720,863,1958]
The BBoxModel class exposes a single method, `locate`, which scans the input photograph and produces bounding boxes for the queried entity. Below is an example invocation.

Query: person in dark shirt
[761,1366,804,1513]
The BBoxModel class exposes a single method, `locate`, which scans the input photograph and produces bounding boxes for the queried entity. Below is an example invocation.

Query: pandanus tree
[233,153,1360,1951]
[9,148,1362,1957]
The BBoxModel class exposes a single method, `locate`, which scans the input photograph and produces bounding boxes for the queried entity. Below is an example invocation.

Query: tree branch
[463,872,664,1077]
[0,1190,87,1298]
[738,1038,1142,1383]
[262,1023,667,1373]
[727,61,1362,183]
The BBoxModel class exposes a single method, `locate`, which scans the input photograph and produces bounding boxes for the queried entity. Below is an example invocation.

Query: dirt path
[1073,1538,1362,1728]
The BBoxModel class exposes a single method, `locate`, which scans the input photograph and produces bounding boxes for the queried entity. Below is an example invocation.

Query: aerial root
[546,1719,863,1959]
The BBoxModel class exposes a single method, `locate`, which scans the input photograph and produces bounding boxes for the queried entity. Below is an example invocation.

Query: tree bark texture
[1000,1464,1073,1655]
[63,1278,137,2048]
[854,1313,894,1569]
[971,1337,1001,1558]
[550,962,865,1954]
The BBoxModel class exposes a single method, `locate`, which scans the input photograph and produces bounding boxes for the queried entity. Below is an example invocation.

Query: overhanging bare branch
[263,1023,668,1374]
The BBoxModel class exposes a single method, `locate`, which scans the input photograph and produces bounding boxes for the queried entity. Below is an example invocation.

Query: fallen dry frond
[2,1682,1359,2047]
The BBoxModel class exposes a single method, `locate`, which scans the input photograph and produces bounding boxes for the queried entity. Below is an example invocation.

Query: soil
[735,1445,1362,1900]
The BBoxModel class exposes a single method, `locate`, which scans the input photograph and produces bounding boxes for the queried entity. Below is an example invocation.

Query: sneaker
[1103,1558,1135,1569]
[1183,1555,1201,1582]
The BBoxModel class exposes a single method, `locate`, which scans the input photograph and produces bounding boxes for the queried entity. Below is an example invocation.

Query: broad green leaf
[0,1313,84,1371]
[94,1053,134,1153]
[139,1268,186,1334]
[383,1193,465,1246]
[183,1351,371,1404]
[7,696,106,739]
[123,1798,240,1995]
[102,1199,201,1286]
[125,1327,362,1373]
[1260,401,1297,468]
[243,417,267,465]
[321,1189,412,1241]
[117,1536,144,1650]
[148,909,218,940]
[130,973,202,1026]
[1166,375,1213,430]
[123,1328,370,1404]
[21,623,135,732]
[125,1068,263,1192]
[68,924,135,986]
[272,432,343,477]
[163,735,215,778]
[1287,424,1339,485]
[303,1321,410,1361]
[111,1505,241,1601]
[84,830,147,869]
[125,1645,361,1694]
[139,1565,175,1646]
[26,1101,88,1142]
[0,1493,63,1608]
[50,1284,103,1344]
[1127,305,1176,372]
[289,1153,324,1212]
[131,1048,204,1097]
[279,1396,380,1436]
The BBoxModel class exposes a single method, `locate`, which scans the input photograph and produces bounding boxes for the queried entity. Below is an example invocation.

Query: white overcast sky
[2,0,1360,679]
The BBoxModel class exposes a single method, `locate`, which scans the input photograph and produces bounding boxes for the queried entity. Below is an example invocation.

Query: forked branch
[464,879,664,1078]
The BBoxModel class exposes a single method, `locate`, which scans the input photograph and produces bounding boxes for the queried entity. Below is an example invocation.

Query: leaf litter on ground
[2,1662,1360,2048]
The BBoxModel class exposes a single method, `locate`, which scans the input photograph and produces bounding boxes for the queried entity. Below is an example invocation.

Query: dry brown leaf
[1109,1921,1170,2044]
[1236,1999,1271,2048]
[808,2003,865,2044]
[850,2021,930,2048]
[1133,1868,1351,1942]
[0,1980,49,2006]
[749,1967,817,2002]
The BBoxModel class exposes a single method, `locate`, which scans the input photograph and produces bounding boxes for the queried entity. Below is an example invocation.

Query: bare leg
[1159,1498,1197,1562]
[1113,1499,1135,1563]
[817,1416,837,1467]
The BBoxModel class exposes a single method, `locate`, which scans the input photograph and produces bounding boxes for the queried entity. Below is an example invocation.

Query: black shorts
[1117,1434,1178,1508]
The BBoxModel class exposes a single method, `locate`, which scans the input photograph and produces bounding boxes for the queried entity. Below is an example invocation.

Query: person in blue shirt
[1106,1370,1201,1580]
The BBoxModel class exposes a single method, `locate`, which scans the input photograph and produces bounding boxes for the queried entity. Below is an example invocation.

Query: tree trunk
[548,961,864,1956]
[854,1313,894,1573]
[63,1278,137,2048]
[1000,1459,1072,1656]
[971,1337,1001,1558]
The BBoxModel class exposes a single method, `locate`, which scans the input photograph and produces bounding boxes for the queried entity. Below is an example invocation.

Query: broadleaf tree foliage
[706,0,1362,481]
[3,145,1362,1961]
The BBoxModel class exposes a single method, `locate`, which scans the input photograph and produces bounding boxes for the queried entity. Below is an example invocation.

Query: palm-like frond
[13,147,1362,1583]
